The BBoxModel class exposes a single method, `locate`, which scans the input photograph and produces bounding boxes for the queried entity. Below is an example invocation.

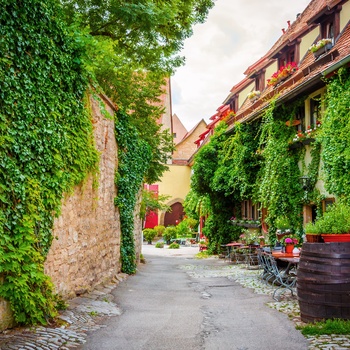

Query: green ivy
[115,110,151,274]
[320,67,350,203]
[257,100,304,241]
[0,0,99,325]
[191,123,242,249]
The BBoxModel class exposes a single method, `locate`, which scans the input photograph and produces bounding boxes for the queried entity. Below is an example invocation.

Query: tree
[60,0,215,182]
[60,0,214,72]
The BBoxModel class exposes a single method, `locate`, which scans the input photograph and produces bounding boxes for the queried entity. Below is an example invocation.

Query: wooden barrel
[297,242,350,323]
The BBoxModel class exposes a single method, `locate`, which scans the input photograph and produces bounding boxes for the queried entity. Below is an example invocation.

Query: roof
[224,0,350,130]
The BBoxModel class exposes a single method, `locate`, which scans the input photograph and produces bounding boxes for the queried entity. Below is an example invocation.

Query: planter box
[236,223,261,228]
[321,233,350,243]
[313,42,333,58]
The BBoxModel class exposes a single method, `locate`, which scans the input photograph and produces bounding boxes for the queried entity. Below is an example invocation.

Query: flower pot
[321,234,350,243]
[305,233,323,243]
[285,244,294,253]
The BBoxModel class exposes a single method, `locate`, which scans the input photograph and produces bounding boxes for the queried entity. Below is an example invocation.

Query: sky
[171,0,311,131]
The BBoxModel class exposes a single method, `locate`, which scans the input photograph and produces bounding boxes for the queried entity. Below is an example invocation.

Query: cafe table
[272,251,300,274]
[224,242,244,262]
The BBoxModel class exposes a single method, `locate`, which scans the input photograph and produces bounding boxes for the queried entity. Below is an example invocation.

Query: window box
[313,42,333,58]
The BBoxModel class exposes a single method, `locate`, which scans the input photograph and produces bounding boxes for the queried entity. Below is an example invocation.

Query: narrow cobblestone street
[0,245,349,349]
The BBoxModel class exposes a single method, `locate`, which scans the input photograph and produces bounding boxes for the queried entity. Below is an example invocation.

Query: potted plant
[305,202,350,242]
[304,221,324,243]
[143,228,157,244]
[282,235,298,253]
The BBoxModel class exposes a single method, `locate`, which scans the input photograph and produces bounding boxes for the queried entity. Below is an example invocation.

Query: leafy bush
[163,226,177,243]
[168,242,180,249]
[143,228,157,243]
[154,225,165,237]
[155,242,164,248]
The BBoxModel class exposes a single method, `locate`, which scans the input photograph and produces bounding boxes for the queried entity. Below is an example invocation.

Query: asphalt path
[81,244,309,350]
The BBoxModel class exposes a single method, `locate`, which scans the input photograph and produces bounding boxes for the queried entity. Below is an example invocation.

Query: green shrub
[143,228,157,243]
[168,242,180,249]
[155,242,164,248]
[163,226,177,243]
[154,225,165,237]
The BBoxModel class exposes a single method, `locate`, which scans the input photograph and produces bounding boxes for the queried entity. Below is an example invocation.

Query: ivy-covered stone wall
[44,96,120,298]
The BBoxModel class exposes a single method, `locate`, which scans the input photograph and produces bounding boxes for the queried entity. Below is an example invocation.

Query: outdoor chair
[266,254,297,301]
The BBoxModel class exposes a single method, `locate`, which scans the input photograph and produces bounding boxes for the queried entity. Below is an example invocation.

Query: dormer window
[279,49,296,69]
[308,5,341,44]
[255,70,265,91]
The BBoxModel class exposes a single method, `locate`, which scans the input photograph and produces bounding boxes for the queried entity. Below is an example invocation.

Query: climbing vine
[257,99,304,240]
[0,1,99,325]
[319,67,350,203]
[115,110,152,274]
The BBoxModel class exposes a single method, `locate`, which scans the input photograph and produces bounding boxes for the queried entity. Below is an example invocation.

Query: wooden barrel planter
[297,242,350,323]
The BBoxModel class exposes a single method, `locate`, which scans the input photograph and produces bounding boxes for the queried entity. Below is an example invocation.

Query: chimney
[287,20,291,27]
[282,28,286,34]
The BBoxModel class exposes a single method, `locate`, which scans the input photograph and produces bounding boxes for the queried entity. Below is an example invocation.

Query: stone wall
[0,276,14,331]
[44,95,121,298]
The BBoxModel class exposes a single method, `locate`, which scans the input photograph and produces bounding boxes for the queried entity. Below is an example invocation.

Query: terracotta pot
[305,234,323,243]
[285,244,294,253]
[321,234,350,243]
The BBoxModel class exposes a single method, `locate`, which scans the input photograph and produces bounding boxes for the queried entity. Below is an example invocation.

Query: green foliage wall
[320,67,350,202]
[115,110,152,274]
[190,98,314,246]
[0,0,99,325]
[257,101,304,237]
[191,123,242,248]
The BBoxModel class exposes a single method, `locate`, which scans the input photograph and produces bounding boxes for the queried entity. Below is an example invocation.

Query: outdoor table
[224,242,244,262]
[272,252,300,275]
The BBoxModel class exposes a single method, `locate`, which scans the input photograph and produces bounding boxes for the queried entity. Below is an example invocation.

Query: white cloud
[171,0,311,130]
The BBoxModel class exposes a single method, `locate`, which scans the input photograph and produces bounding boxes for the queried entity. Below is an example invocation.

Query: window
[229,96,238,113]
[254,70,265,91]
[278,48,296,69]
[310,95,321,127]
[322,198,335,213]
[241,200,261,221]
[295,106,305,132]
[317,8,340,43]
[173,133,177,138]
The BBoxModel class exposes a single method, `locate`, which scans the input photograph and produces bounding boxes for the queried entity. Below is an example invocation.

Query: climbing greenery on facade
[0,1,99,325]
[257,100,304,239]
[114,110,152,274]
[319,67,350,203]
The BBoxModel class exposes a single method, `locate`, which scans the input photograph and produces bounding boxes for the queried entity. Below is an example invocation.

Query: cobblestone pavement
[0,275,127,350]
[0,256,349,349]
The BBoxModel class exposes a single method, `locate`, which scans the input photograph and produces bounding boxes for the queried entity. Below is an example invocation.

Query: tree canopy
[59,0,215,182]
